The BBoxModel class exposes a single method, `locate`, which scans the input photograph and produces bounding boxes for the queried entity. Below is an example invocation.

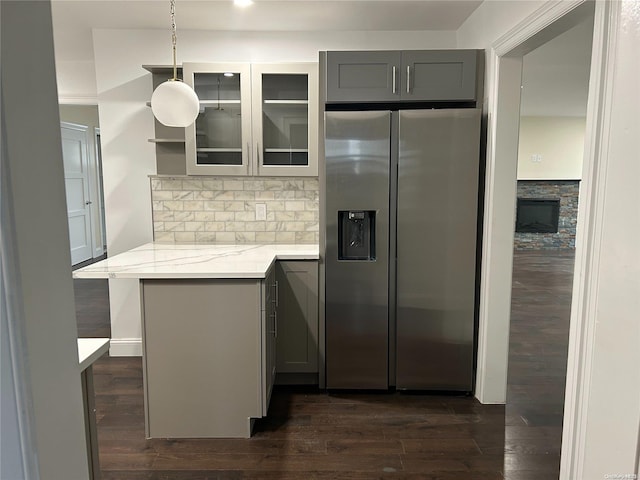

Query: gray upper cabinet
[401,50,478,101]
[326,51,401,102]
[326,50,479,103]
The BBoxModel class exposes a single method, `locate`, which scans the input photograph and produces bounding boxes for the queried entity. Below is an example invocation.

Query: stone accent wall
[514,180,579,250]
[150,176,319,244]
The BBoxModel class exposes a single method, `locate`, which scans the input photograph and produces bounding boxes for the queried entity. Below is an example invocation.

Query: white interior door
[61,123,92,265]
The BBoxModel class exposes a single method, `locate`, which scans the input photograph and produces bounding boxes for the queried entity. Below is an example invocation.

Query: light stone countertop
[77,338,110,371]
[72,243,319,280]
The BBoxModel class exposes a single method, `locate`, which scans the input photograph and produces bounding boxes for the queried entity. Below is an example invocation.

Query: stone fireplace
[514,180,579,250]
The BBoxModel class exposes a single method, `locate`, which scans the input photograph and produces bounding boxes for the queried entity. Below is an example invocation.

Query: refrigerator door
[396,108,481,391]
[325,111,391,389]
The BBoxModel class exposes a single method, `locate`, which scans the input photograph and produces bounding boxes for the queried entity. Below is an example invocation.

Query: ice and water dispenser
[338,211,376,261]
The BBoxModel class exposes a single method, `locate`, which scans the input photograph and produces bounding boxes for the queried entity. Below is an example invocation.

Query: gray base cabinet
[275,261,319,375]
[326,50,479,103]
[141,276,273,439]
[139,260,318,438]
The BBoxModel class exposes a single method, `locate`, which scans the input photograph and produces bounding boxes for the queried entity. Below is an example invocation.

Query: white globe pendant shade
[151,80,200,127]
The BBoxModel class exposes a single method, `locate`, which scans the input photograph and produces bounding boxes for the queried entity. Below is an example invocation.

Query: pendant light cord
[170,0,178,81]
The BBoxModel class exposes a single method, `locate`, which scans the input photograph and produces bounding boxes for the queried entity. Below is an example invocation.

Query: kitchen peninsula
[74,243,319,438]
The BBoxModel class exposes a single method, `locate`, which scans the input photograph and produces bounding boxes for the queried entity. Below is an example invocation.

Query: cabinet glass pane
[195,104,242,166]
[196,150,242,166]
[262,104,308,166]
[261,74,309,167]
[262,74,308,101]
[194,72,241,101]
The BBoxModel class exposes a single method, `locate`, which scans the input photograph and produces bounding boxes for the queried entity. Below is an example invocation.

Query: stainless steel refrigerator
[325,108,481,391]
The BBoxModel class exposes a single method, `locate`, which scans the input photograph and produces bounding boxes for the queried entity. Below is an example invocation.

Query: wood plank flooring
[75,250,573,479]
[503,250,574,480]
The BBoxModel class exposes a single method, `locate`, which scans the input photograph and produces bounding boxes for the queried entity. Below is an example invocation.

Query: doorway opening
[59,104,106,267]
[506,14,593,479]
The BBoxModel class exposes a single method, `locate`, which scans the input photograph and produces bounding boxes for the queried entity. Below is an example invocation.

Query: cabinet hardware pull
[85,201,92,205]
[407,65,411,93]
[392,66,397,94]
[274,280,279,307]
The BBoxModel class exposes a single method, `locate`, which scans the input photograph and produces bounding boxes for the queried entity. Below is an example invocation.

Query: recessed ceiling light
[224,72,234,77]
[234,0,253,7]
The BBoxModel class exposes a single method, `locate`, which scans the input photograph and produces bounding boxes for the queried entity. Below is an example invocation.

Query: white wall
[517,116,585,180]
[457,1,547,49]
[1,1,90,478]
[561,1,640,477]
[56,60,98,104]
[457,0,546,107]
[59,104,105,257]
[93,28,456,355]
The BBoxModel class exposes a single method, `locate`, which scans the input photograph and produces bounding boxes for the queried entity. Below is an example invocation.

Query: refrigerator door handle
[392,66,397,94]
[406,65,411,93]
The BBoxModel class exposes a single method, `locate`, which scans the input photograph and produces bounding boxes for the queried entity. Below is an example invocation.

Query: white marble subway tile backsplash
[150,176,319,244]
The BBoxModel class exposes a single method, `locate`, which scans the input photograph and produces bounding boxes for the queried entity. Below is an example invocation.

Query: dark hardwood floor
[74,250,573,479]
[503,250,573,480]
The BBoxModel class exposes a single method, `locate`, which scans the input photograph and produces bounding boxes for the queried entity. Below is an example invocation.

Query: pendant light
[151,0,199,127]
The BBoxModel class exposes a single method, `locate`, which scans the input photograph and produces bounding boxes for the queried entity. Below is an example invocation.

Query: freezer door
[325,111,391,389]
[396,108,481,391]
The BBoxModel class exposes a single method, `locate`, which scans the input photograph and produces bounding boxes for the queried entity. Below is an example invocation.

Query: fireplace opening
[516,198,560,233]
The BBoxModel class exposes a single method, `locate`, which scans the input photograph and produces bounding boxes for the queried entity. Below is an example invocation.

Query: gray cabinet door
[275,261,319,373]
[326,51,401,102]
[263,265,277,409]
[401,50,478,102]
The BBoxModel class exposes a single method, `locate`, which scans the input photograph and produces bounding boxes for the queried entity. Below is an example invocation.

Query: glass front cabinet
[184,63,252,176]
[251,63,318,176]
[184,62,318,176]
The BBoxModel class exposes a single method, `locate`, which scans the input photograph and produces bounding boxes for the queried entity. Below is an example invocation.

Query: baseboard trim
[109,338,142,357]
[275,373,319,386]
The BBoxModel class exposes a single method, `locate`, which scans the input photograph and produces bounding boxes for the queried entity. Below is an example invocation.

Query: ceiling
[51,0,482,61]
[521,18,593,117]
[51,0,593,117]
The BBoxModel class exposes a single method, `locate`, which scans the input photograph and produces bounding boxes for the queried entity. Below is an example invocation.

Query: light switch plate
[255,203,267,220]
